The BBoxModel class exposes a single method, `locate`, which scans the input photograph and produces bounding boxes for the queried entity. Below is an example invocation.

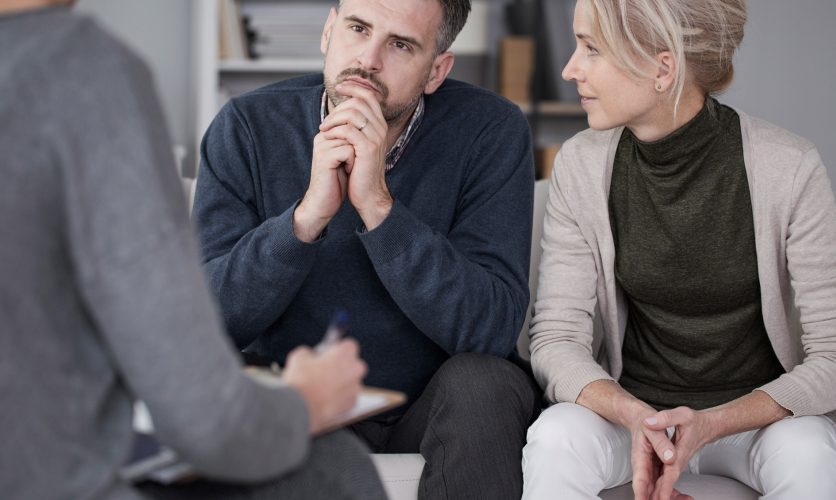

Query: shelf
[219,57,324,73]
[514,100,586,117]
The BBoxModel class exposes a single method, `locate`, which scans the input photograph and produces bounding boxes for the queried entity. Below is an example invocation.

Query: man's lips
[341,77,381,94]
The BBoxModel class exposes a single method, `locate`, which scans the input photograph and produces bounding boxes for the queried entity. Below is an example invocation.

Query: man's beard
[324,67,427,123]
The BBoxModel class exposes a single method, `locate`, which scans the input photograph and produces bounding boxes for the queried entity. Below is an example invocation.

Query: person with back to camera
[0,0,388,499]
[522,0,836,498]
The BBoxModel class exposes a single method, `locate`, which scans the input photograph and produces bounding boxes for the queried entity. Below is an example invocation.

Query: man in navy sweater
[195,0,538,497]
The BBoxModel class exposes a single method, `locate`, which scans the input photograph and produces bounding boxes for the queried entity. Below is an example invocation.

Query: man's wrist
[293,201,329,243]
[356,193,393,231]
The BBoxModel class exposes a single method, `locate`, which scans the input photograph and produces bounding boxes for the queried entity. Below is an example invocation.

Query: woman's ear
[654,51,677,92]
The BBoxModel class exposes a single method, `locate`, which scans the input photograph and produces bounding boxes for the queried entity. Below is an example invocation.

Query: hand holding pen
[281,311,366,434]
[315,310,349,353]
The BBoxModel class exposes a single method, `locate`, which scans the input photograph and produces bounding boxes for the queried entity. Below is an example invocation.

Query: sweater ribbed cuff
[357,199,424,263]
[757,376,812,417]
[267,200,324,266]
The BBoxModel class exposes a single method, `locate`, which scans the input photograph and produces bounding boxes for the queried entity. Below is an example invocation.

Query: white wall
[75,0,195,175]
[724,0,836,190]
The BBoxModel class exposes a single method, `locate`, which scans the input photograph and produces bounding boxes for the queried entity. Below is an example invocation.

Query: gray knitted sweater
[0,7,308,499]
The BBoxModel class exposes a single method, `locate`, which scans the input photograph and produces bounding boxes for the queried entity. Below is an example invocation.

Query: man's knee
[303,431,387,500]
[431,353,538,418]
[310,430,373,462]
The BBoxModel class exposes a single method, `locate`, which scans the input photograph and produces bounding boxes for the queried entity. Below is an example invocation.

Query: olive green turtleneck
[609,98,784,410]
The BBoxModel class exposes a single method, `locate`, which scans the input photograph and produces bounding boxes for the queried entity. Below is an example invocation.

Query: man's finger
[334,82,385,122]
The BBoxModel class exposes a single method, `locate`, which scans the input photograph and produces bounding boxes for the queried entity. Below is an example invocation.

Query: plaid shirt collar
[320,89,424,172]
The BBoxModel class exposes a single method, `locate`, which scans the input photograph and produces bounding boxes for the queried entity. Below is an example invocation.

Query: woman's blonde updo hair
[580,0,746,110]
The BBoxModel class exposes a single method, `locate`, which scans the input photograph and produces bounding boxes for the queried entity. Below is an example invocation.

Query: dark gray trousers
[138,430,387,500]
[350,353,542,500]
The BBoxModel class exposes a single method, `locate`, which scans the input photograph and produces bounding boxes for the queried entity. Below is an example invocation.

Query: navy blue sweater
[195,74,534,404]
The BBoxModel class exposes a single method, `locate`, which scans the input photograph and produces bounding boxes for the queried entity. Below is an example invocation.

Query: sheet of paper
[341,392,388,420]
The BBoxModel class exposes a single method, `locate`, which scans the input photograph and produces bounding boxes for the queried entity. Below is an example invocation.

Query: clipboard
[317,386,406,434]
[243,366,407,432]
[124,386,406,484]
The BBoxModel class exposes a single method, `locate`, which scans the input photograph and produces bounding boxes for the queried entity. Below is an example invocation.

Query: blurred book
[219,0,248,60]
[499,36,535,103]
[240,1,332,59]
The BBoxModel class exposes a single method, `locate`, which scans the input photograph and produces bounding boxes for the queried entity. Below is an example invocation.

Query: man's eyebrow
[343,14,425,50]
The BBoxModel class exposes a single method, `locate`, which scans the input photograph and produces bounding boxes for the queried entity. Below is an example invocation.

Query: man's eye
[350,25,366,34]
[393,41,411,51]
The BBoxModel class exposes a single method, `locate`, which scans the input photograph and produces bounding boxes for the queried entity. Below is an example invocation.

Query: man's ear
[423,51,455,95]
[654,50,677,91]
[321,8,337,55]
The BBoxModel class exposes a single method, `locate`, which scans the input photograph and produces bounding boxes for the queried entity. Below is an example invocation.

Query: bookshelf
[192,0,587,178]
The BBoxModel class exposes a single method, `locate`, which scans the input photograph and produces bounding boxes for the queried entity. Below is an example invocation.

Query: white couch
[370,179,758,499]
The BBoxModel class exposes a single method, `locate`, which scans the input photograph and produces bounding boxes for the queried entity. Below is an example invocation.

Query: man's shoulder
[248,73,324,95]
[228,73,323,115]
[426,79,525,124]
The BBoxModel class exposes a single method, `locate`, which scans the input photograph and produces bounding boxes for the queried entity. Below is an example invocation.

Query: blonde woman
[522,0,836,499]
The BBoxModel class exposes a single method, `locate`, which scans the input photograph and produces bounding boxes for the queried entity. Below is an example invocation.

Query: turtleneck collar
[624,98,721,168]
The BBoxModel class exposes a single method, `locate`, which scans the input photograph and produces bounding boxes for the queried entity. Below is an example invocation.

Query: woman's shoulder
[554,127,620,181]
[737,110,817,157]
[562,127,621,153]
[735,110,823,186]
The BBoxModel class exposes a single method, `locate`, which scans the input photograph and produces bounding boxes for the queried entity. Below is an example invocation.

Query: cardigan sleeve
[529,144,614,404]
[757,147,836,417]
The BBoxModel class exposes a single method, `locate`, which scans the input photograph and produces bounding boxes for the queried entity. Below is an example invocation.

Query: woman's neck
[629,86,706,142]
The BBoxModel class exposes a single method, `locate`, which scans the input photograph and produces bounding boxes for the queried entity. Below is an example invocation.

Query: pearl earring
[655,82,664,91]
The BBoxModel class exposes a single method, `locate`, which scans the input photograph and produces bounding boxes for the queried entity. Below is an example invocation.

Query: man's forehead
[338,0,443,40]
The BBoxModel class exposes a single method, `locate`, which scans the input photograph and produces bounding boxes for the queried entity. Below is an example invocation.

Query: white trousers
[522,403,836,500]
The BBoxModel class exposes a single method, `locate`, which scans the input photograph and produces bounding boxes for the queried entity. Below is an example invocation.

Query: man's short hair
[338,0,471,55]
[435,0,471,54]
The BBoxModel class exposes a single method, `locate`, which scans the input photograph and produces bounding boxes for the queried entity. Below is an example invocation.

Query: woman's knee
[755,416,836,493]
[525,403,616,462]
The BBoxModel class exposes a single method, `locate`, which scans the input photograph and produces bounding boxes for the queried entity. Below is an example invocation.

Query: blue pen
[315,310,349,353]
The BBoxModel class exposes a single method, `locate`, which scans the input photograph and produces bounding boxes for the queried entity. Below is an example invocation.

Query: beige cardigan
[529,111,836,420]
